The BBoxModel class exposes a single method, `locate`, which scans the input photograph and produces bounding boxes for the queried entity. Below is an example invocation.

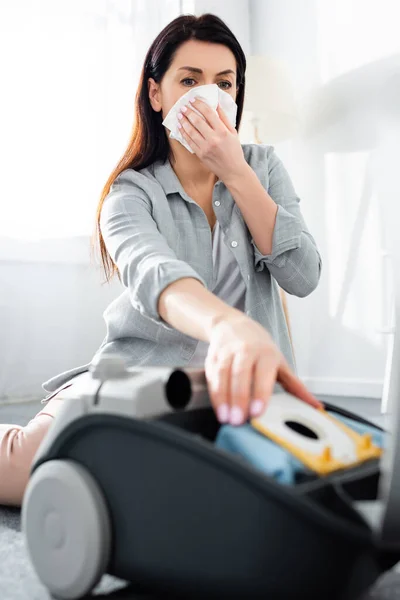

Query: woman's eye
[182,78,196,86]
[218,81,232,90]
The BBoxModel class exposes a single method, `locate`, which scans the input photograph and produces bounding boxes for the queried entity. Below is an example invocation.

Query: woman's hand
[177,98,248,184]
[205,313,322,426]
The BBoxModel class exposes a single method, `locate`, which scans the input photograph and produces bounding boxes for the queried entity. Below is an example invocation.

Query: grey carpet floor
[0,396,399,599]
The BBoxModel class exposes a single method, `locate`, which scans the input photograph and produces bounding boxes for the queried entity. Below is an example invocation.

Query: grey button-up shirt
[42,143,322,395]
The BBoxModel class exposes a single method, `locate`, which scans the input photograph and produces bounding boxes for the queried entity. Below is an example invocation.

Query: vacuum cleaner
[20,353,400,599]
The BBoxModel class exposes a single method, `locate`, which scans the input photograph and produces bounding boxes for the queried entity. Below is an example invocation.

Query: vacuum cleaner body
[21,356,400,600]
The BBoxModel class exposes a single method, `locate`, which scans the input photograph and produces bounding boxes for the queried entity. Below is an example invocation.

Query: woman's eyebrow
[178,66,235,76]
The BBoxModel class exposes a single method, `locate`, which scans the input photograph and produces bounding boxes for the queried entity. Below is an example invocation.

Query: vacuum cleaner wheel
[22,459,111,599]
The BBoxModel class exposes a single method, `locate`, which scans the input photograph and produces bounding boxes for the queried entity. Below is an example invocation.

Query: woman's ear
[148,78,162,112]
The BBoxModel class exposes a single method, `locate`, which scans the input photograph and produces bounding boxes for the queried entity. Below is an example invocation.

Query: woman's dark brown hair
[93,13,247,282]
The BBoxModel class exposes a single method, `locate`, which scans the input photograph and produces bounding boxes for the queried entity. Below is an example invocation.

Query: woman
[0,13,322,506]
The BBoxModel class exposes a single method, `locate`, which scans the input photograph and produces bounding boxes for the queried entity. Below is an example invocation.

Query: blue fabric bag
[215,411,384,485]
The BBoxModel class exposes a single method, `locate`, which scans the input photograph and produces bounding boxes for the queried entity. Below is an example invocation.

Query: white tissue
[162,84,238,153]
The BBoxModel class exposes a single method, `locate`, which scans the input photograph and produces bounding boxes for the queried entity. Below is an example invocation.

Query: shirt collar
[152,158,227,207]
[153,159,186,197]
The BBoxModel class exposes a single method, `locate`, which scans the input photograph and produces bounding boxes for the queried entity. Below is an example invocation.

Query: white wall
[194,0,251,56]
[249,0,388,398]
[0,238,122,401]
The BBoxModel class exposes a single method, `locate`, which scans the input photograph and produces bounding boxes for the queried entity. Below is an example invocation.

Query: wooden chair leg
[280,288,295,363]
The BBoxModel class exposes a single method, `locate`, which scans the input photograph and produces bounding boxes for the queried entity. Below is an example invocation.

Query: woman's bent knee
[0,414,54,507]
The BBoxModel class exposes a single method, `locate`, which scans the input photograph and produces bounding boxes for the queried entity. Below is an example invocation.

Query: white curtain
[0,0,182,400]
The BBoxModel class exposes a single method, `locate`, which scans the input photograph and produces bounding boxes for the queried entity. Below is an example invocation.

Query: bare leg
[0,389,71,507]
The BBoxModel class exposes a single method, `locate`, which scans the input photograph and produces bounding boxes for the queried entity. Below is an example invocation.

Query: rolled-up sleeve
[251,147,322,298]
[100,181,207,331]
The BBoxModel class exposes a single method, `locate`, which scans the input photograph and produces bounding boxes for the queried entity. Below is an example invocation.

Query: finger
[229,352,255,426]
[182,105,213,139]
[249,353,280,418]
[189,98,223,131]
[205,351,234,424]
[217,104,236,133]
[178,120,201,153]
[179,113,205,148]
[277,361,323,409]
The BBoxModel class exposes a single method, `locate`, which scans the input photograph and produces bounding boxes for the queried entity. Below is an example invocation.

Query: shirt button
[231,241,238,248]
[214,200,221,207]
[247,274,250,280]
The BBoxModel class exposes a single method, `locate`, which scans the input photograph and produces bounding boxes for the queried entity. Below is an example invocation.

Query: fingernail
[177,112,183,120]
[181,105,188,112]
[189,97,196,103]
[177,123,182,129]
[230,406,243,426]
[250,399,264,417]
[217,403,230,423]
